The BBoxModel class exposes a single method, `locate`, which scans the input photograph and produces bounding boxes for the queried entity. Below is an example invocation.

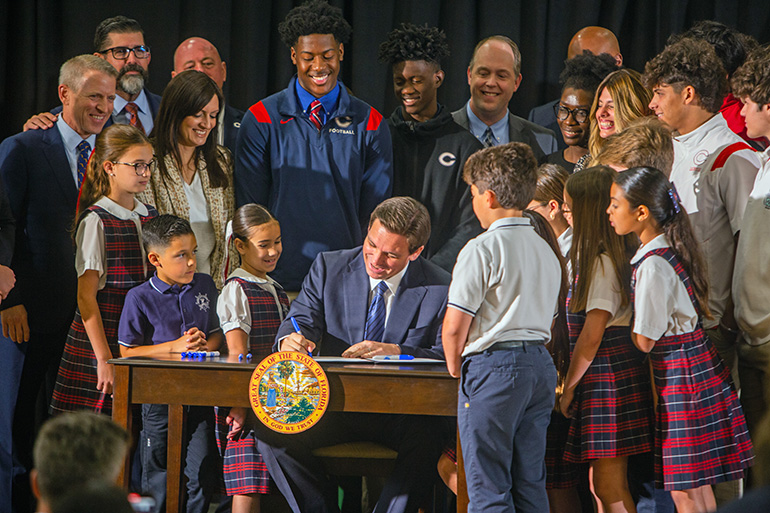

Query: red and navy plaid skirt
[50,286,127,415]
[650,328,753,490]
[564,325,654,462]
[214,406,272,495]
[546,411,585,488]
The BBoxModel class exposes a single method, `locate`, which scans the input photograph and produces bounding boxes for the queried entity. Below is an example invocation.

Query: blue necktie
[482,127,496,148]
[364,281,388,342]
[76,140,91,188]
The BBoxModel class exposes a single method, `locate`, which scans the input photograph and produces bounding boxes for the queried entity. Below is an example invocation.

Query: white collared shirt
[113,89,154,133]
[75,196,150,288]
[55,115,96,185]
[448,216,561,356]
[217,268,286,336]
[367,262,409,326]
[631,234,697,340]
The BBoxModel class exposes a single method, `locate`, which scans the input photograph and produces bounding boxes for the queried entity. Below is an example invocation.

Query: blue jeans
[459,344,556,513]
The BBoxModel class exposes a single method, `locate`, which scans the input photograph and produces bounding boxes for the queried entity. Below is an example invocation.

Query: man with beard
[22,16,160,134]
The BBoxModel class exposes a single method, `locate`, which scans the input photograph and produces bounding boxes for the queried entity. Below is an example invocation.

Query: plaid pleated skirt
[563,324,654,462]
[50,286,127,415]
[650,328,753,490]
[214,406,272,495]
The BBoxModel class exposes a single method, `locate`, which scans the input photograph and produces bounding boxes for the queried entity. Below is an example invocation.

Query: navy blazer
[274,247,450,359]
[451,105,558,160]
[221,103,244,154]
[0,127,78,333]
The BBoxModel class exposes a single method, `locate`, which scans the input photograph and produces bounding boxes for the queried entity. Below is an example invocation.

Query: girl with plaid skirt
[559,167,654,513]
[609,167,753,513]
[50,125,157,415]
[216,204,289,513]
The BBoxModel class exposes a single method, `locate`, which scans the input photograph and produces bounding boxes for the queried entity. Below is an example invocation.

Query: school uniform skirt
[650,327,753,490]
[50,286,126,415]
[563,324,654,462]
[215,406,272,495]
[546,411,584,488]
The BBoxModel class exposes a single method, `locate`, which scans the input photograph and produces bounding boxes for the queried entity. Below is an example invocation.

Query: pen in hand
[290,316,313,357]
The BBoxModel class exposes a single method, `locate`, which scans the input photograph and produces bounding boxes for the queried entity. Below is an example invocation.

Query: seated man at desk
[260,196,451,513]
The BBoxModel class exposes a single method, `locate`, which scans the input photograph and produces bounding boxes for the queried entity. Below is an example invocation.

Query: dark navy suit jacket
[0,127,78,333]
[274,247,450,359]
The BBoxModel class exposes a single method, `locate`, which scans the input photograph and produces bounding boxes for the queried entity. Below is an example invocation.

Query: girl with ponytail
[609,166,753,513]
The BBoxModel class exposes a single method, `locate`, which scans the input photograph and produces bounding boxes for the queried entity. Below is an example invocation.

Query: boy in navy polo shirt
[118,214,222,513]
[442,142,561,512]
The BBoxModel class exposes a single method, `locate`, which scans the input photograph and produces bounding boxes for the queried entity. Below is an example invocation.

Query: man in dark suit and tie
[172,37,244,153]
[452,35,558,160]
[0,54,117,513]
[259,197,451,513]
[23,16,161,134]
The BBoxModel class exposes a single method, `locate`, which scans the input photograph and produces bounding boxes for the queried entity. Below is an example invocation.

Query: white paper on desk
[311,356,374,363]
[367,356,445,364]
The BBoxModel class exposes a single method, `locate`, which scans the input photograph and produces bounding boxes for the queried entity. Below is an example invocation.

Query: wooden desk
[111,356,465,512]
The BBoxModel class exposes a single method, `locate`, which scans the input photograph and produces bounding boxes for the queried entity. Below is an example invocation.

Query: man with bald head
[172,37,244,152]
[452,35,557,160]
[529,26,623,149]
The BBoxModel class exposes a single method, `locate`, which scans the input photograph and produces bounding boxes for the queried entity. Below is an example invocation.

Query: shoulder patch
[249,102,272,124]
[711,141,754,171]
[366,107,383,131]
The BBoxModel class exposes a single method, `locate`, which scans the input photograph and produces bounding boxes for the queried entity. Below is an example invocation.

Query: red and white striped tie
[309,100,323,130]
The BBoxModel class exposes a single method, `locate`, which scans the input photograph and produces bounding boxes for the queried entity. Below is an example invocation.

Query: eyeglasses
[554,104,589,124]
[99,45,151,60]
[112,159,155,176]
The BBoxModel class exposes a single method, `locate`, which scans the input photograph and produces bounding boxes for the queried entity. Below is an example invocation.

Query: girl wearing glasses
[545,53,619,173]
[138,70,233,289]
[50,124,157,415]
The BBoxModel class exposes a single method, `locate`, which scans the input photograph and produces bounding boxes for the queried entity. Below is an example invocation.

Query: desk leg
[167,404,185,513]
[113,365,132,488]
[456,426,468,513]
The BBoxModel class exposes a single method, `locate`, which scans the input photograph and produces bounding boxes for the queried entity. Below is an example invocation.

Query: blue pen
[290,316,313,357]
[382,355,414,360]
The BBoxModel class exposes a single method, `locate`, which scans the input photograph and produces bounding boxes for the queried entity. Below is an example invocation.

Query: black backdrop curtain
[2,0,770,141]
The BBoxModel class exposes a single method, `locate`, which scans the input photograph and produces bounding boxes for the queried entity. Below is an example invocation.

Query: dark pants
[141,404,217,513]
[0,333,24,513]
[257,411,451,513]
[458,344,556,513]
[10,327,68,513]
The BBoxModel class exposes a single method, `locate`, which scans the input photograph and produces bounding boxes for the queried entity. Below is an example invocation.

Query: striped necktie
[76,140,91,188]
[309,99,324,130]
[363,281,389,342]
[124,102,146,135]
[482,127,496,148]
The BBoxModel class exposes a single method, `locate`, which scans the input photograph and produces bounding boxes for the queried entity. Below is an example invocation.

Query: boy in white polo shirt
[729,47,770,442]
[643,37,761,376]
[442,142,561,513]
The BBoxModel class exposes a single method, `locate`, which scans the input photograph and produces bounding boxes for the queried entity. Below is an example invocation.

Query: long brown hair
[588,69,653,158]
[566,166,637,313]
[523,209,570,381]
[152,70,228,189]
[613,167,711,318]
[75,124,151,228]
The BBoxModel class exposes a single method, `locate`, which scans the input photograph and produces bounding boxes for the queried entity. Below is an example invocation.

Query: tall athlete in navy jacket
[234,0,393,291]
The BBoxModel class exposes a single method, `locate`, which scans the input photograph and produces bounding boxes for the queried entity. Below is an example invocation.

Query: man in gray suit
[452,35,557,160]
